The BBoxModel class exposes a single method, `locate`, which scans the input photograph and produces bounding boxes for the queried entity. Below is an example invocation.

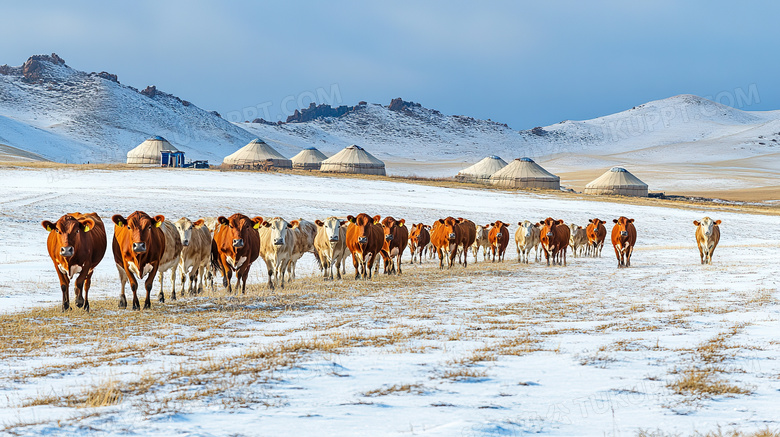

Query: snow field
[0,168,778,436]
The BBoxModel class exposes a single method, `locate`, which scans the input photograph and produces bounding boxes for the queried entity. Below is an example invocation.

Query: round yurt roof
[320,145,385,175]
[223,139,291,168]
[291,147,328,169]
[584,167,648,197]
[455,155,508,182]
[127,136,178,165]
[489,157,560,190]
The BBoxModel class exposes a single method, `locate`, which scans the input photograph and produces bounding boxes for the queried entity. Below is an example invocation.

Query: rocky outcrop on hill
[285,102,356,123]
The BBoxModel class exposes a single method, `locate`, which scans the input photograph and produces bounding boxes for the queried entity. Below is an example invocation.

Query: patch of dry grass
[362,383,427,397]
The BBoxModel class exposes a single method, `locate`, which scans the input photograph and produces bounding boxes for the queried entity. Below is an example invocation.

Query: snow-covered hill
[2,54,780,192]
[0,54,255,163]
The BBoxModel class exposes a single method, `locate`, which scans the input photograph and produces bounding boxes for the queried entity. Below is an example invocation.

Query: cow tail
[312,247,323,271]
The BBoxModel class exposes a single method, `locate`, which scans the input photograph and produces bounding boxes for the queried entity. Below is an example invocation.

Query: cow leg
[170,269,177,301]
[267,260,276,291]
[117,264,128,309]
[56,269,70,312]
[144,271,156,310]
[352,254,361,280]
[563,247,567,267]
[397,253,402,275]
[157,271,166,303]
[698,243,705,264]
[74,270,87,310]
[82,272,93,312]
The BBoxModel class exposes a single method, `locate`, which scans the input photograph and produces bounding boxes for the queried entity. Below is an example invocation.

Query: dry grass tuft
[362,383,427,397]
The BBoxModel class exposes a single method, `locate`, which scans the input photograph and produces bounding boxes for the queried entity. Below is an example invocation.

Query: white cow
[569,223,588,258]
[693,217,721,264]
[174,217,212,296]
[258,217,296,290]
[314,217,349,280]
[515,220,540,263]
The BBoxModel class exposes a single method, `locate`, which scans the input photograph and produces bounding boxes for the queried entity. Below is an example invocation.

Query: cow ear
[588,219,593,223]
[693,220,700,226]
[437,219,444,224]
[347,215,356,223]
[628,218,634,223]
[81,218,95,233]
[218,216,229,225]
[42,220,56,232]
[290,220,300,228]
[556,220,564,225]
[112,215,126,227]
[315,219,324,227]
[340,221,347,227]
[373,215,381,224]
[715,220,721,225]
[399,219,405,227]
[613,219,618,223]
[154,215,165,227]
[193,219,205,227]
[287,223,293,228]
[252,217,263,229]
[262,221,271,228]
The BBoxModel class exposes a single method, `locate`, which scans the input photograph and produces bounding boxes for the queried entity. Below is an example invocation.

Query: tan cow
[287,219,321,281]
[515,220,540,263]
[569,224,588,258]
[472,224,491,263]
[174,217,212,296]
[258,217,296,290]
[315,217,349,280]
[693,217,721,265]
[155,220,184,302]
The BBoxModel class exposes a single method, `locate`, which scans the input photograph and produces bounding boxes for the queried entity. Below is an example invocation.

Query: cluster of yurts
[126,137,648,197]
[454,155,649,197]
[126,136,387,175]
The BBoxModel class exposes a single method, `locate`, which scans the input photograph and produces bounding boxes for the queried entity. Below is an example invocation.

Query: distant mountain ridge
[1,53,779,169]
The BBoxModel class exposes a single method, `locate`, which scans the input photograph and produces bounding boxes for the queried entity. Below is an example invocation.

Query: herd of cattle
[41,211,722,312]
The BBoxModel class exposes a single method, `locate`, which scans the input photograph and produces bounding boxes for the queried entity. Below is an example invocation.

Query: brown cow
[112,212,166,310]
[585,219,607,257]
[693,217,721,264]
[611,216,637,268]
[457,218,477,266]
[408,223,430,264]
[345,214,384,279]
[430,217,464,269]
[379,216,409,275]
[539,218,570,266]
[42,213,107,312]
[488,221,510,262]
[211,214,262,293]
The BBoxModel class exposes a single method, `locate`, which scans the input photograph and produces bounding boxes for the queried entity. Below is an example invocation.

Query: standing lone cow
[693,217,721,264]
[611,216,637,268]
[42,213,107,312]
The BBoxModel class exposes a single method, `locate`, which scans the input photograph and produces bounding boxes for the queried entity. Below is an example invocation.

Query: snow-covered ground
[0,168,778,436]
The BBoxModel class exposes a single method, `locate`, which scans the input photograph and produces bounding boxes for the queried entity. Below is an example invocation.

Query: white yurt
[455,155,508,183]
[291,147,328,170]
[489,157,561,190]
[584,167,648,197]
[319,145,385,176]
[127,136,178,165]
[222,139,292,169]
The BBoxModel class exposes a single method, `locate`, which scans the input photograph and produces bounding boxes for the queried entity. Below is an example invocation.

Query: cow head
[381,216,404,242]
[42,214,95,258]
[589,218,605,228]
[113,212,163,253]
[348,213,379,245]
[437,217,460,242]
[693,217,721,237]
[316,217,345,243]
[518,220,535,238]
[174,217,197,247]
[492,221,508,238]
[218,214,262,250]
[612,217,634,238]
[541,217,563,238]
[261,217,291,246]
[476,224,489,240]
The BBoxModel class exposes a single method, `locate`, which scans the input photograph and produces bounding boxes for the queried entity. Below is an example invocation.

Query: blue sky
[2,1,778,129]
